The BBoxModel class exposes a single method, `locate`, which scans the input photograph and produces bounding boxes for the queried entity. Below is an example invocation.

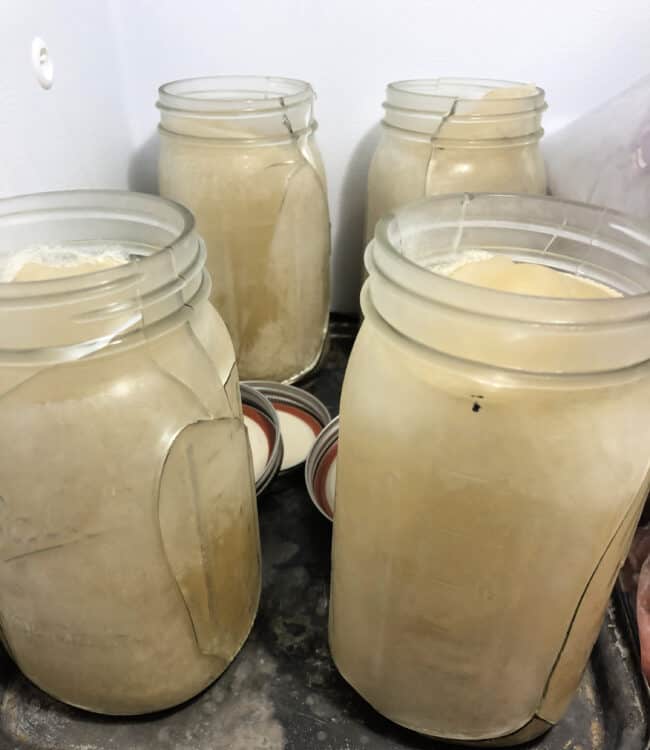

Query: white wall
[1,0,649,310]
[0,0,132,196]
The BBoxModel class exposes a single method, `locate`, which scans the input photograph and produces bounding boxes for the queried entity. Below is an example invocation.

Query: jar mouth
[0,190,208,360]
[368,193,650,374]
[0,190,196,296]
[157,75,313,115]
[383,77,546,139]
[374,193,650,316]
[386,77,545,115]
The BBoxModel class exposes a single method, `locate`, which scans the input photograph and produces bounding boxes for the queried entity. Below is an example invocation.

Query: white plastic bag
[544,75,650,219]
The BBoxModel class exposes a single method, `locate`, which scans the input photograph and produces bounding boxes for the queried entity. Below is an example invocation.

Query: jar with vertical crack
[0,190,260,715]
[330,193,650,744]
[365,78,547,244]
[158,76,331,383]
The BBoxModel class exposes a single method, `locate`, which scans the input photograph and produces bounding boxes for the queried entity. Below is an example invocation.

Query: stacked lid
[240,380,338,520]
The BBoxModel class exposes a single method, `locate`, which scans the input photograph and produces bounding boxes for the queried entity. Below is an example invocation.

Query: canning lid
[243,381,331,474]
[240,383,284,495]
[305,416,339,521]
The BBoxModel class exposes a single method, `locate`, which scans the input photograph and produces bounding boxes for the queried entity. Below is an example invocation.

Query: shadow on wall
[128,132,159,194]
[332,124,381,313]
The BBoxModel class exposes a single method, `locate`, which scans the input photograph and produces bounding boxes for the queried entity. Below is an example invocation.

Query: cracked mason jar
[0,191,260,715]
[365,78,547,244]
[158,76,331,383]
[330,194,650,744]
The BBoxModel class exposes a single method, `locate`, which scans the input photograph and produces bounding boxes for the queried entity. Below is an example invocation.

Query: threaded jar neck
[383,78,546,143]
[365,193,650,376]
[157,76,316,141]
[0,190,208,362]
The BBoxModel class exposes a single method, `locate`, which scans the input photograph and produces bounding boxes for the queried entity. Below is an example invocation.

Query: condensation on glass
[365,78,548,244]
[0,191,261,715]
[330,193,650,744]
[157,76,331,383]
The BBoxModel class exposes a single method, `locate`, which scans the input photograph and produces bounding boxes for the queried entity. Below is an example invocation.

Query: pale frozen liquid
[0,254,261,714]
[244,413,270,481]
[365,86,546,243]
[443,253,621,298]
[278,409,317,470]
[159,130,330,382]
[330,256,650,741]
[1,246,128,282]
[482,84,539,100]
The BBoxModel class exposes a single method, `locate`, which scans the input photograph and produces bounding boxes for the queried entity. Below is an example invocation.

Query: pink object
[622,523,650,682]
[622,524,650,592]
[637,552,650,681]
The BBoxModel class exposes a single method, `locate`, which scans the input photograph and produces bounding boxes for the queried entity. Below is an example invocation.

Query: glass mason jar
[0,191,261,715]
[157,76,331,383]
[330,194,650,743]
[365,78,547,244]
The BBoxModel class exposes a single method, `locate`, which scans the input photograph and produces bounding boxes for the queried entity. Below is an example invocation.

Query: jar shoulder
[0,306,237,425]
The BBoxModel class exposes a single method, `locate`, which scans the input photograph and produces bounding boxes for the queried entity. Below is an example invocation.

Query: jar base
[329,644,552,747]
[12,584,261,717]
[240,327,330,385]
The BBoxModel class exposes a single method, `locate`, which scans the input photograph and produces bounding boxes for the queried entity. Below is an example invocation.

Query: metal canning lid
[305,416,338,521]
[240,383,284,495]
[243,381,331,473]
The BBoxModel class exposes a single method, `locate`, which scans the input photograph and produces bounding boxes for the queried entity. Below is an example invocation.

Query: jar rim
[384,77,546,117]
[0,189,196,296]
[372,192,650,324]
[386,76,545,101]
[157,75,314,115]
